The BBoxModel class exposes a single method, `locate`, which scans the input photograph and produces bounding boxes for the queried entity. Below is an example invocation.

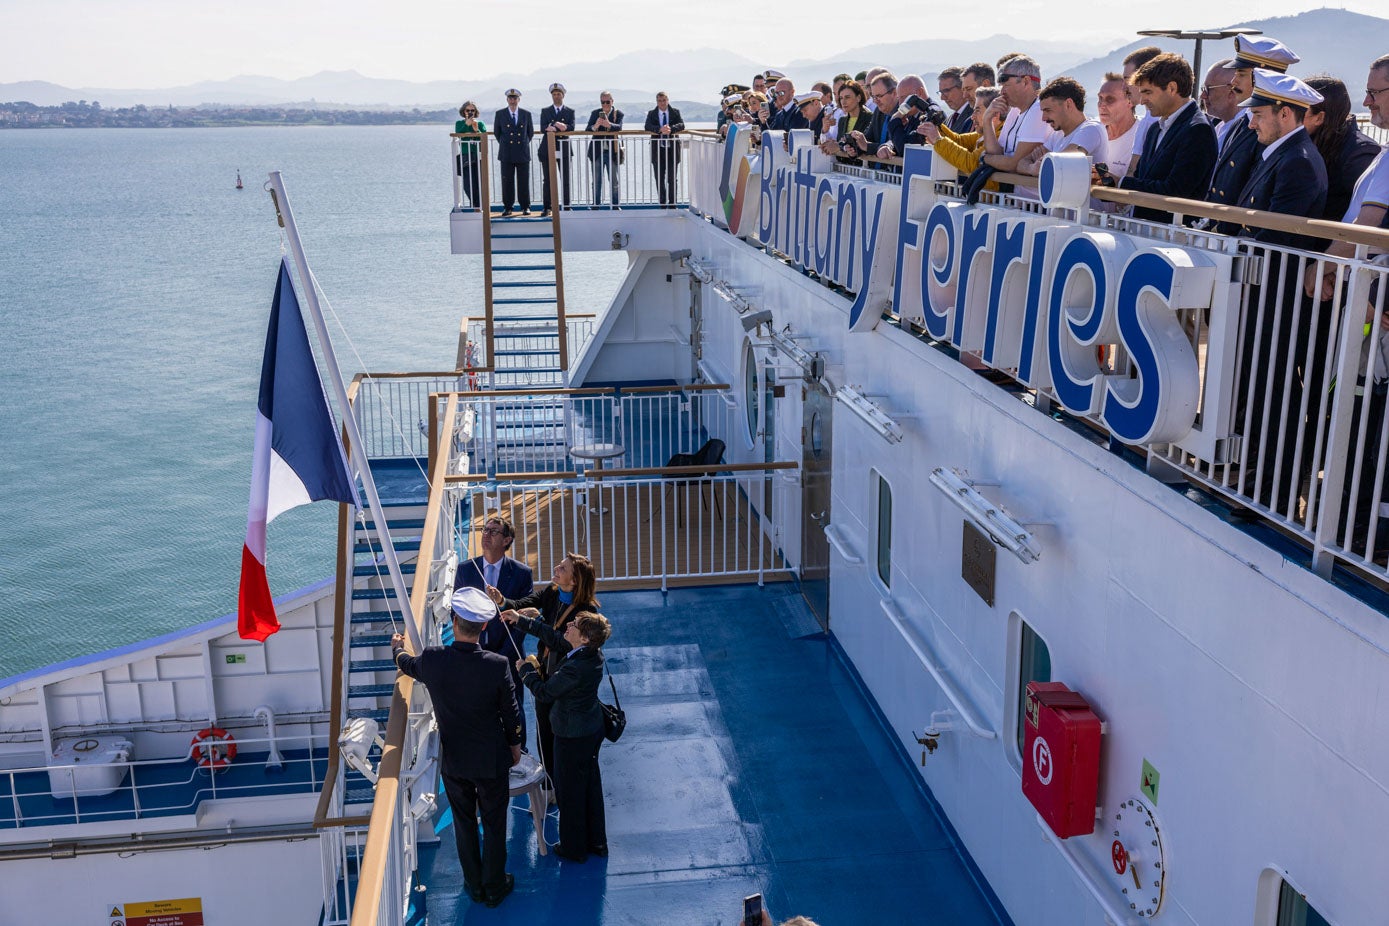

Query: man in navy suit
[539,82,575,216]
[1225,73,1329,512]
[1103,53,1217,223]
[392,588,522,907]
[939,67,972,134]
[645,92,685,206]
[769,78,808,132]
[455,513,535,741]
[1206,36,1301,208]
[494,89,534,216]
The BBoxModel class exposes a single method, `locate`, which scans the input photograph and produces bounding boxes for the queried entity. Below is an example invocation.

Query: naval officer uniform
[1207,35,1301,207]
[494,89,535,216]
[539,83,576,215]
[392,588,523,907]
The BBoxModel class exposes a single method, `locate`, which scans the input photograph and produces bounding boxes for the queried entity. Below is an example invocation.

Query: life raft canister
[191,727,237,770]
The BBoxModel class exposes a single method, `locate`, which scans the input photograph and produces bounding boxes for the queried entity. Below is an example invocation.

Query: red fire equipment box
[1021,681,1102,838]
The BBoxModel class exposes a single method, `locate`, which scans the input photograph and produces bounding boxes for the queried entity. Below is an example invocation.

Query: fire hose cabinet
[1022,681,1102,838]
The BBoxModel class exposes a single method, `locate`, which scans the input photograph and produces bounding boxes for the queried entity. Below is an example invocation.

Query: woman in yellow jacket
[919,87,1001,178]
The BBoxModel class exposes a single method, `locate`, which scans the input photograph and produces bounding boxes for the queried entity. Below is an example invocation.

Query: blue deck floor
[412,584,1011,925]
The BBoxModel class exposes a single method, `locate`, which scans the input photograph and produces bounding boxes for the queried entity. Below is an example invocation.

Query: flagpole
[265,170,425,655]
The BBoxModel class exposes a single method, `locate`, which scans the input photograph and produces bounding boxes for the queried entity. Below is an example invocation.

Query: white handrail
[823,524,862,564]
[1035,814,1141,926]
[878,598,996,739]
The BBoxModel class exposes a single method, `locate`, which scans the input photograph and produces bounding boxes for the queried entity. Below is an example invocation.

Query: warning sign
[110,897,203,926]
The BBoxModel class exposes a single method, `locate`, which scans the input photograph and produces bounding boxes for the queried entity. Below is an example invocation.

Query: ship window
[874,472,892,587]
[743,340,759,448]
[1275,881,1331,926]
[1015,620,1051,759]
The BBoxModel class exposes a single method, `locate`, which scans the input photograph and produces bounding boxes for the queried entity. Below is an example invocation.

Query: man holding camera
[873,74,936,160]
[770,78,808,132]
[585,91,624,208]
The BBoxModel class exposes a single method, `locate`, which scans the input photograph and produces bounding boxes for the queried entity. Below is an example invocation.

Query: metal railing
[350,372,472,460]
[439,384,738,477]
[448,461,797,590]
[2,733,325,828]
[463,314,596,378]
[450,131,691,212]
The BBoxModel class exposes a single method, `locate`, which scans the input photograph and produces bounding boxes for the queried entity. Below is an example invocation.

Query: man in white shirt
[1096,72,1139,181]
[1016,76,1108,176]
[977,54,1047,174]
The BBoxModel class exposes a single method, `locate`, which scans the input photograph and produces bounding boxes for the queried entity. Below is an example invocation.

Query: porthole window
[874,472,892,588]
[743,340,760,448]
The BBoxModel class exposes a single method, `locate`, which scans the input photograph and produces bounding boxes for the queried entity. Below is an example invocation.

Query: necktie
[661,112,667,128]
[485,561,498,588]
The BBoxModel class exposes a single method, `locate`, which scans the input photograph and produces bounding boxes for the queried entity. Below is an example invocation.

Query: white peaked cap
[451,587,496,623]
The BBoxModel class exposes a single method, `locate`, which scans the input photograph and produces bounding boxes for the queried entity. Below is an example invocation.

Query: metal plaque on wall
[961,520,996,606]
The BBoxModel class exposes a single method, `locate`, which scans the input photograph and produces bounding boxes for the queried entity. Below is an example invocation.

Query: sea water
[0,126,625,680]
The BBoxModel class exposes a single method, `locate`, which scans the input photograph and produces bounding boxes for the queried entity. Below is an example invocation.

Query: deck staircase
[479,203,570,390]
[340,505,426,807]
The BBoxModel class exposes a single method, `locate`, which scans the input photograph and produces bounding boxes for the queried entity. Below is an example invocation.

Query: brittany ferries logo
[718,123,756,232]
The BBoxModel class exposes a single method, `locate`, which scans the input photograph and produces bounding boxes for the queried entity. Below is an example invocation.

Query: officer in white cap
[539,82,575,216]
[494,89,534,216]
[1222,70,1327,245]
[1224,68,1329,520]
[1208,34,1301,206]
[795,91,825,142]
[391,586,523,907]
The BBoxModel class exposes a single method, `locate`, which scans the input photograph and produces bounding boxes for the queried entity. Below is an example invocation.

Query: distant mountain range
[3,10,1383,113]
[1061,8,1389,102]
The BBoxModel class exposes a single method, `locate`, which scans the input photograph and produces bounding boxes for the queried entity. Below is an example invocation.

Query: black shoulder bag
[601,673,626,743]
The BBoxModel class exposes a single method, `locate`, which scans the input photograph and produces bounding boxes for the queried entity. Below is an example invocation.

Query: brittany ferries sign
[696,132,1234,448]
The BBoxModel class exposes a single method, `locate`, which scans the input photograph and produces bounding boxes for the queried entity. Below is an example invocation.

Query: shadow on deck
[411,584,1011,925]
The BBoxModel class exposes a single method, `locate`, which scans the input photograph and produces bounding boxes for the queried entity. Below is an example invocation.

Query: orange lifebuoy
[191,727,237,770]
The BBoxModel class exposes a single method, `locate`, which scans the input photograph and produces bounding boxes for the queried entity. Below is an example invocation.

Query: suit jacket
[585,108,625,159]
[1119,101,1217,222]
[393,641,522,779]
[880,111,923,158]
[519,645,605,739]
[771,105,809,132]
[835,109,874,157]
[1222,128,1328,250]
[456,555,534,658]
[494,107,534,164]
[948,103,974,135]
[645,107,685,162]
[1324,127,1383,223]
[1207,114,1262,207]
[539,104,576,160]
[504,584,598,677]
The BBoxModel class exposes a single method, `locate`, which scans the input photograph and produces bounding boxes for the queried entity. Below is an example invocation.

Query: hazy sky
[1,0,1374,87]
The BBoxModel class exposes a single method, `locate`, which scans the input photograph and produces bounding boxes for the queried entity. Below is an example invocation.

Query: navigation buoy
[235,171,244,190]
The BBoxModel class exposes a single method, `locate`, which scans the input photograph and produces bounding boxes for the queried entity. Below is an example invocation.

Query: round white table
[570,442,625,513]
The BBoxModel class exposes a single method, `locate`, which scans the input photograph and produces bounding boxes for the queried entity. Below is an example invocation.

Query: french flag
[238,260,358,641]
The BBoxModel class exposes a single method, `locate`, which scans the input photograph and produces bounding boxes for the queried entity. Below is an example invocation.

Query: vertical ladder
[479,135,570,390]
[341,507,424,806]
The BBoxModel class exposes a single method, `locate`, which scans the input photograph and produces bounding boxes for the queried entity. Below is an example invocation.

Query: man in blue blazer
[493,89,534,216]
[538,82,575,216]
[769,79,808,132]
[1227,72,1330,512]
[1108,53,1217,223]
[456,513,535,740]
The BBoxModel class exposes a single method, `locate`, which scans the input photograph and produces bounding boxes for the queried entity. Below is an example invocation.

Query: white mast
[265,171,424,653]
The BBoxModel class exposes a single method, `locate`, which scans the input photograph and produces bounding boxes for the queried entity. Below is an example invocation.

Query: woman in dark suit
[822,80,872,161]
[1304,76,1382,227]
[493,553,599,788]
[517,611,611,862]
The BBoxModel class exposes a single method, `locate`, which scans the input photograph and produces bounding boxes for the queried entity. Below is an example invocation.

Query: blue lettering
[814,178,835,275]
[1047,235,1108,414]
[922,202,955,340]
[835,183,858,285]
[953,210,992,345]
[848,189,887,330]
[1016,228,1050,383]
[893,148,934,323]
[984,219,1028,364]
